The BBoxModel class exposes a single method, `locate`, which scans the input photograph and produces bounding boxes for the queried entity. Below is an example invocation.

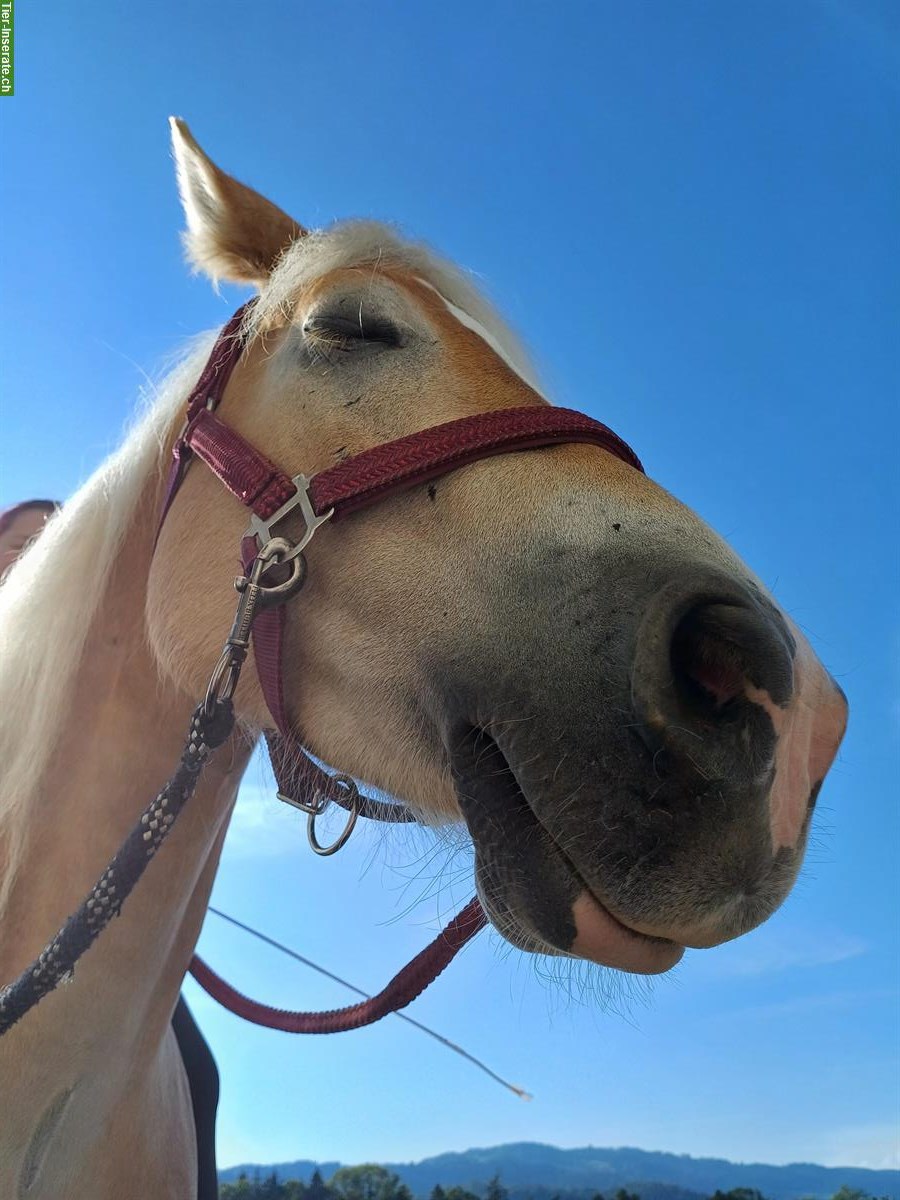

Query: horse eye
[303,313,402,349]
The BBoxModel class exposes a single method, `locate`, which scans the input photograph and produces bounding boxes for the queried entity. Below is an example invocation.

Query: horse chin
[450,726,683,976]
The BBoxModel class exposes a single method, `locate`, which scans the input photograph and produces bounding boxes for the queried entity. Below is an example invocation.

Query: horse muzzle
[447,566,847,971]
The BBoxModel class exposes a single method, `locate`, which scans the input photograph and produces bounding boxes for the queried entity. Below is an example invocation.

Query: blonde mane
[0,220,535,908]
[0,335,217,906]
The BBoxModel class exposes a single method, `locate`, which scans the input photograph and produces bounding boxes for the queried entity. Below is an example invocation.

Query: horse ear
[169,117,305,287]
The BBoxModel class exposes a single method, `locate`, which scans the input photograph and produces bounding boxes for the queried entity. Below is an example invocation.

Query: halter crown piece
[0,301,643,1039]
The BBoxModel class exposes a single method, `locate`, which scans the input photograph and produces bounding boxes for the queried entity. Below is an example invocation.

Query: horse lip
[488,733,677,944]
[555,844,686,970]
[533,803,675,944]
[456,724,684,972]
[582,884,677,949]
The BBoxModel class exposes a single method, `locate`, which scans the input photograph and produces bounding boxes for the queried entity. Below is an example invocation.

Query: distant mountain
[219,1141,900,1200]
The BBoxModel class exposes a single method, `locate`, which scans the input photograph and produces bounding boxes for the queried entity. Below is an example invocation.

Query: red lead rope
[189,898,487,1034]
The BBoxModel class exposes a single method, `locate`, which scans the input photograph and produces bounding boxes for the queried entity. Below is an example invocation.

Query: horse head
[149,120,847,977]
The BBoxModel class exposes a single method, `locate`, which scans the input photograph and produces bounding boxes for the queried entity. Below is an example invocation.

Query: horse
[0,117,848,1198]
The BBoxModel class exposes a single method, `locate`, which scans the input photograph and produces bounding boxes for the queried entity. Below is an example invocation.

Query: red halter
[157,300,644,1032]
[158,303,642,733]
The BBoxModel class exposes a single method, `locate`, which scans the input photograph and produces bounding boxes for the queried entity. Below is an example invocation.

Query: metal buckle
[277,774,360,856]
[245,474,334,562]
[176,390,218,450]
[275,788,327,817]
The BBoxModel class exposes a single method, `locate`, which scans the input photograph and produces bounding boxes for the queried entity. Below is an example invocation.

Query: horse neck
[0,485,251,1139]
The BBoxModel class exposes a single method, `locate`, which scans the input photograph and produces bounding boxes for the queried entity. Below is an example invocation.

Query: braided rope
[0,701,235,1038]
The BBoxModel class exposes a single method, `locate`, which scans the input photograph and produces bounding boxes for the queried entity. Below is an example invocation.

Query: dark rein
[0,302,642,1040]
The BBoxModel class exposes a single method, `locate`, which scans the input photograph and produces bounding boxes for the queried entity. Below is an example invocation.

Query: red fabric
[191,410,296,515]
[155,441,191,546]
[155,303,254,543]
[183,304,254,420]
[186,404,644,526]
[310,406,643,518]
[240,534,289,736]
[187,897,486,1033]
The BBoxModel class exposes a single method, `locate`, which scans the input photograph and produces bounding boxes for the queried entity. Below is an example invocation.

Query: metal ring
[306,776,360,856]
[258,552,307,604]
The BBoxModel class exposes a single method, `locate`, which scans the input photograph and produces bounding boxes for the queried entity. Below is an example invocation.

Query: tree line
[219,1167,891,1200]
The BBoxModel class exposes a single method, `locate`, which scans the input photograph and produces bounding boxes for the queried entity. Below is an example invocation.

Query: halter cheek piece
[0,302,642,1039]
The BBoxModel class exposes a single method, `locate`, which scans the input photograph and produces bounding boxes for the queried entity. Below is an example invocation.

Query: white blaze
[415,277,547,398]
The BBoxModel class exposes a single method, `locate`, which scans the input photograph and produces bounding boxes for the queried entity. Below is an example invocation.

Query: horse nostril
[625,577,825,929]
[669,601,794,724]
[631,579,798,794]
[671,605,748,715]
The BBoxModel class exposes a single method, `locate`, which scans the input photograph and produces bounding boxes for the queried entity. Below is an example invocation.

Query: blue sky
[2,0,898,1175]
